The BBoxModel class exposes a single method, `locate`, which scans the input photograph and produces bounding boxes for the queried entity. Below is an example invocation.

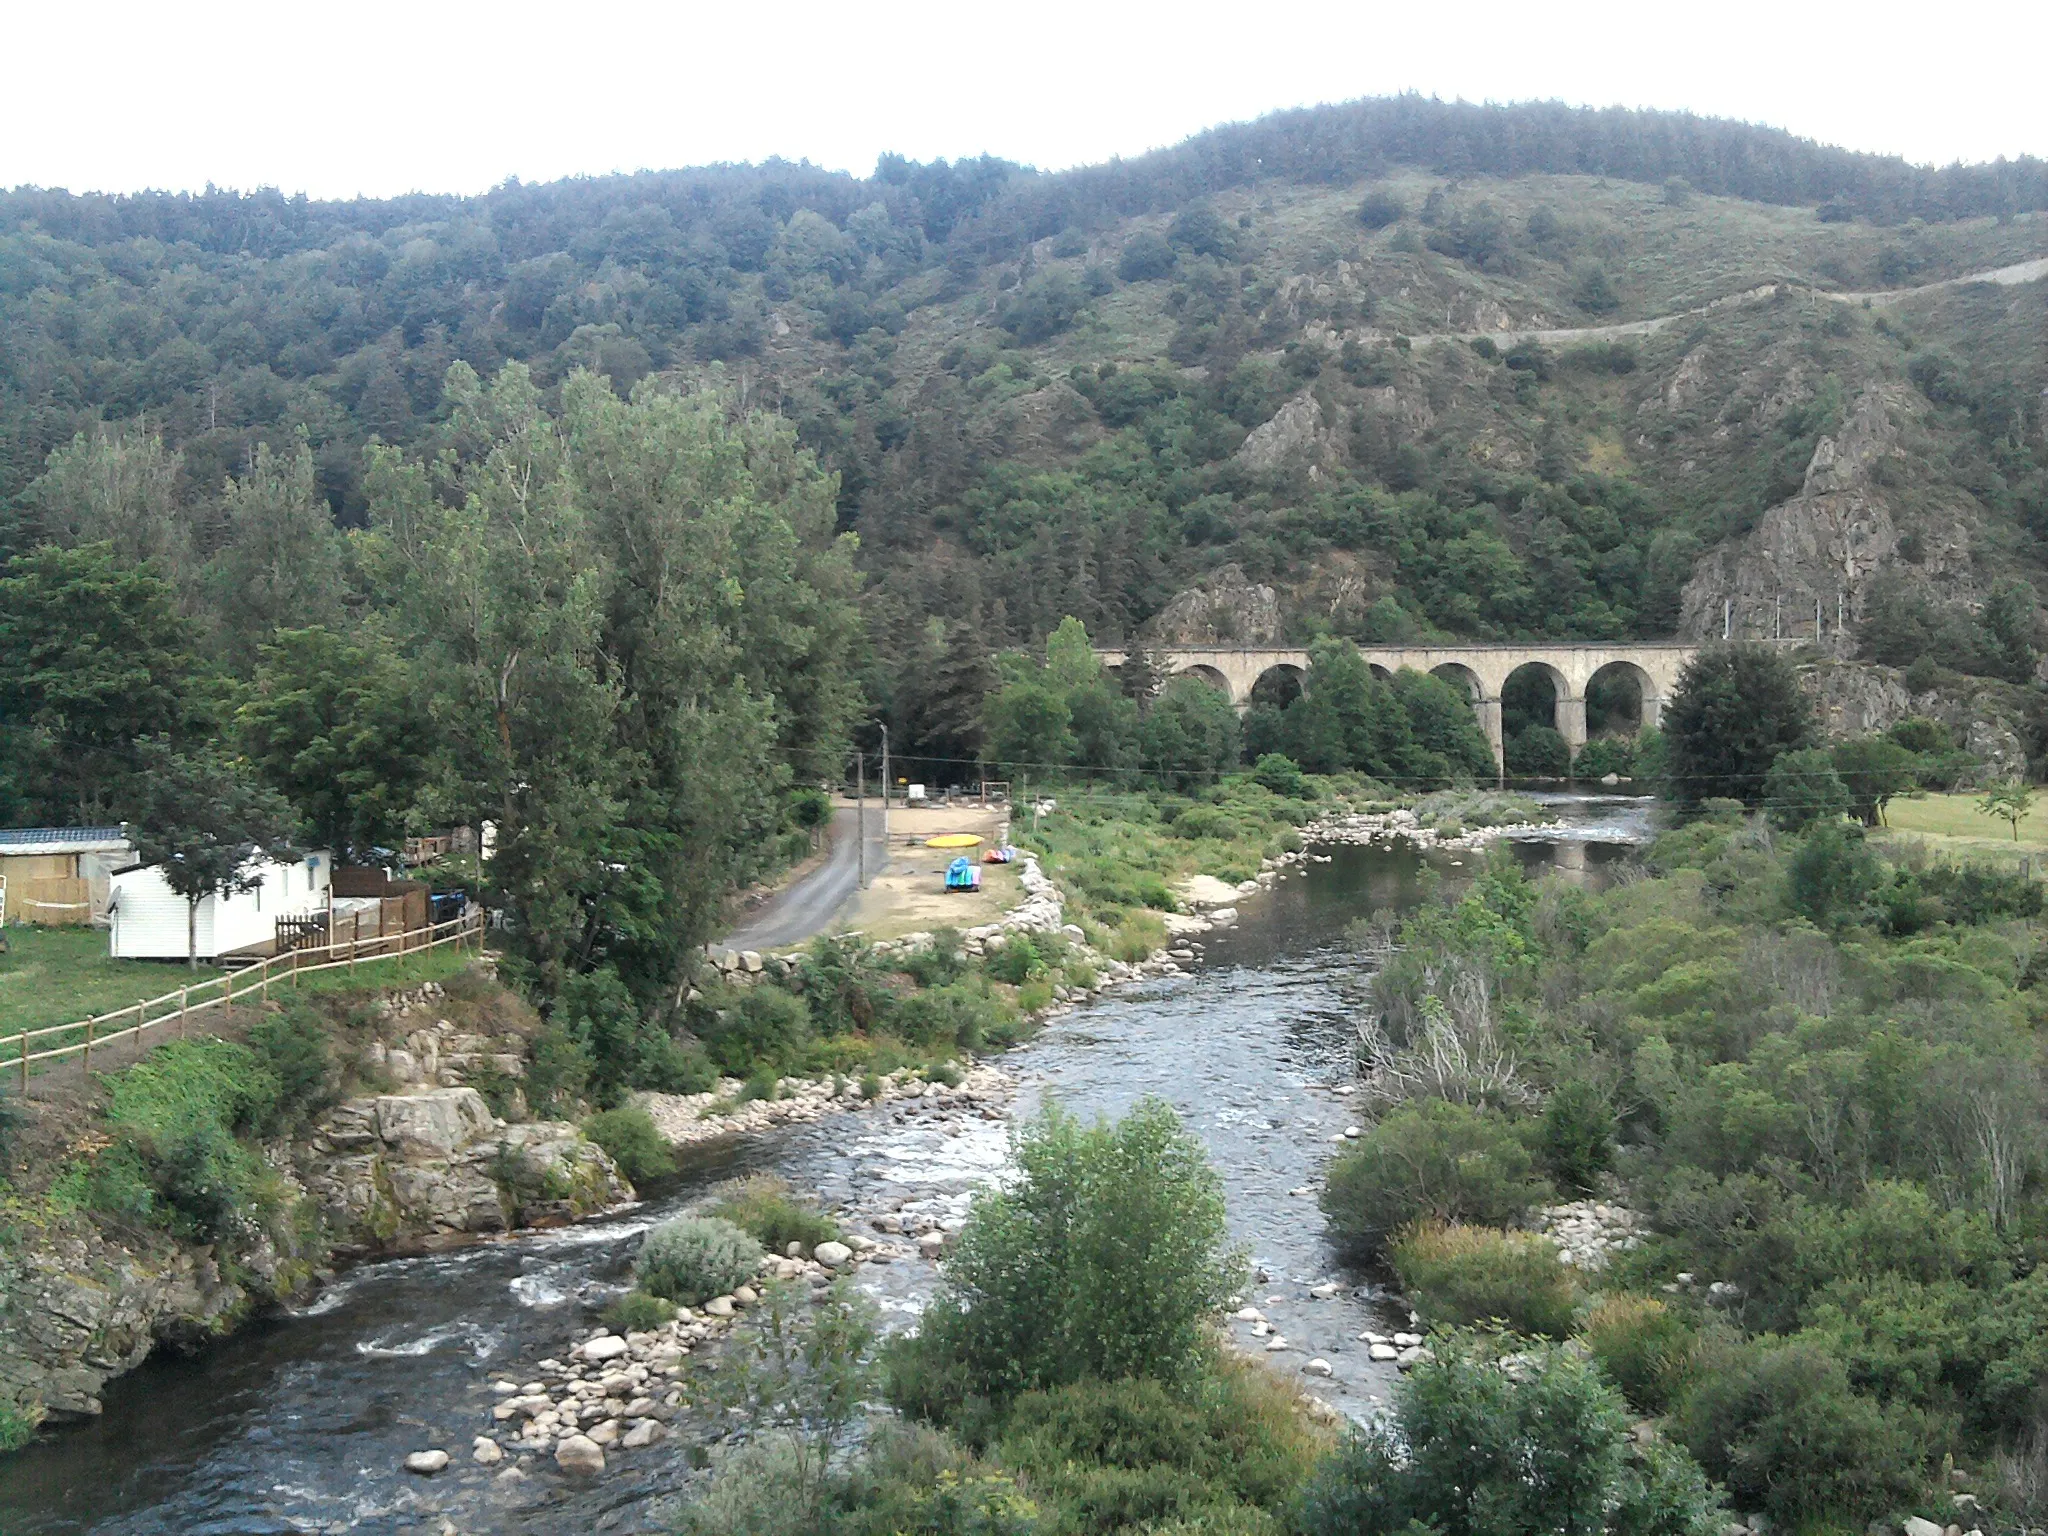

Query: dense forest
[3,93,2047,966]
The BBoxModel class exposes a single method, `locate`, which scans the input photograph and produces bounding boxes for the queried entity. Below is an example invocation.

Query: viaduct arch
[1094,643,1699,775]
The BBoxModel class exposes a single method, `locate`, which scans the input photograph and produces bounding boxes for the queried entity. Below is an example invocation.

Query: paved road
[715,806,889,953]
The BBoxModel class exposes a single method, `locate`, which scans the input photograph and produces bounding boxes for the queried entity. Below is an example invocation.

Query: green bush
[582,1105,676,1183]
[1170,805,1235,840]
[1536,1080,1614,1194]
[1297,1337,1723,1536]
[994,1357,1323,1526]
[1670,1337,1925,1526]
[636,1215,763,1306]
[1320,1099,1550,1260]
[1390,1222,1578,1338]
[1763,746,1852,830]
[710,1173,840,1254]
[1250,753,1307,798]
[603,1288,677,1332]
[1507,724,1570,777]
[985,934,1042,985]
[1580,1294,1696,1413]
[245,1008,334,1132]
[1571,736,1634,779]
[889,1100,1241,1418]
[92,1039,283,1239]
[893,980,1015,1050]
[696,983,815,1076]
[899,927,969,988]
[524,1023,595,1116]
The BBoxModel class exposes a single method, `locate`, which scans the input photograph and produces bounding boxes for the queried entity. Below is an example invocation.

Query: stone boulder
[299,1088,632,1252]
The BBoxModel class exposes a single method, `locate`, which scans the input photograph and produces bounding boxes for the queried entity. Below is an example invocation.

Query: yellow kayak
[925,833,983,848]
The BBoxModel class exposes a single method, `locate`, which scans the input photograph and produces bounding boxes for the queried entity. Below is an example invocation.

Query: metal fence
[2,909,485,1092]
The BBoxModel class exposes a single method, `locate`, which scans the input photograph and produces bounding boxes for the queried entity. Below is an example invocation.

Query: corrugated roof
[0,825,131,852]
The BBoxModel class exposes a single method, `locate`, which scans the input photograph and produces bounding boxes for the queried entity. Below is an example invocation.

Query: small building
[107,850,332,961]
[0,826,137,926]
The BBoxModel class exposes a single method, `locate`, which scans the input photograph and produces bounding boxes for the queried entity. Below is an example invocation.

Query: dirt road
[1406,253,2048,353]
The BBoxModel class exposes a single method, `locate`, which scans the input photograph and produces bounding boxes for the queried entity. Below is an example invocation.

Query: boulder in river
[472,1436,503,1464]
[814,1241,852,1268]
[404,1449,449,1474]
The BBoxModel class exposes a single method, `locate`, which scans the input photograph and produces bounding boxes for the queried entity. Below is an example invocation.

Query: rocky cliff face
[302,1088,631,1252]
[1802,658,2029,773]
[1677,385,1984,644]
[0,1087,630,1431]
[1142,562,1284,645]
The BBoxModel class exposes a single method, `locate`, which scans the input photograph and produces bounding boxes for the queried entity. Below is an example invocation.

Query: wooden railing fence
[2,909,485,1090]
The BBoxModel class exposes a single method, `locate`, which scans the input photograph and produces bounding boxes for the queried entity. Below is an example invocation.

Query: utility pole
[879,724,890,853]
[1723,598,1732,640]
[1775,595,1782,640]
[856,755,867,890]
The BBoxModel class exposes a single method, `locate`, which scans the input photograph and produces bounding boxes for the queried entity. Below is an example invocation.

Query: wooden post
[137,999,145,1053]
[261,957,270,1004]
[84,1014,94,1074]
[180,986,189,1036]
[224,966,233,1021]
[17,1036,25,1093]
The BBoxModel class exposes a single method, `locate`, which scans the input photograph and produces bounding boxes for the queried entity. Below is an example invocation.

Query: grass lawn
[0,927,223,1041]
[0,924,481,1074]
[1876,792,2048,872]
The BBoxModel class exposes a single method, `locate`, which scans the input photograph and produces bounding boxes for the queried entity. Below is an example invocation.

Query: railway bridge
[1094,643,1701,774]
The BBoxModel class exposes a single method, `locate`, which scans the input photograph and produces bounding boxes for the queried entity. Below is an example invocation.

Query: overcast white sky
[7,1,2045,200]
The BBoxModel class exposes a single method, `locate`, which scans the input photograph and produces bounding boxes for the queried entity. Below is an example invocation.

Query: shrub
[893,981,1014,1050]
[94,1039,282,1239]
[985,934,1042,985]
[1507,724,1570,777]
[1763,746,1852,830]
[1536,1080,1614,1193]
[1580,1294,1696,1412]
[636,1215,763,1306]
[582,1105,675,1183]
[1787,819,1882,927]
[1358,189,1406,229]
[995,1359,1323,1528]
[889,1101,1241,1417]
[1670,1337,1925,1526]
[899,927,969,988]
[697,983,815,1075]
[1572,736,1635,779]
[1170,806,1235,840]
[710,1173,840,1254]
[604,1289,677,1332]
[1320,1099,1550,1260]
[1391,1222,1578,1337]
[1250,753,1307,798]
[245,1008,334,1132]
[1117,231,1176,282]
[1109,911,1168,963]
[524,1023,595,1116]
[1297,1336,1723,1536]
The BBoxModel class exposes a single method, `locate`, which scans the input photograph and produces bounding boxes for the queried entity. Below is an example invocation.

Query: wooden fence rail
[3,909,485,1090]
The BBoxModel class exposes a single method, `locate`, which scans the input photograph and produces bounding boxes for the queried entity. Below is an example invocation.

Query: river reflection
[0,796,1653,1535]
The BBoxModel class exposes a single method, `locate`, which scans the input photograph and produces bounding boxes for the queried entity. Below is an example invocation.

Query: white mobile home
[108,851,332,961]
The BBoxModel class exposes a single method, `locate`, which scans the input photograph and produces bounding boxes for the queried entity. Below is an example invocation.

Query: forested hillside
[3,94,2047,786]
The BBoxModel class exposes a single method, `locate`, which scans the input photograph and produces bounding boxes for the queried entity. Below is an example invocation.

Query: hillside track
[1408,254,2048,352]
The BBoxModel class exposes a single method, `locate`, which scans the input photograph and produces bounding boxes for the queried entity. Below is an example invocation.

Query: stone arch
[1366,662,1395,683]
[1428,661,1483,701]
[1585,659,1659,736]
[1248,663,1307,710]
[1172,663,1232,697]
[1501,660,1577,776]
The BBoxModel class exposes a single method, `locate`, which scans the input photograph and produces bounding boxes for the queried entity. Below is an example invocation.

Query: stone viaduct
[1094,643,1700,774]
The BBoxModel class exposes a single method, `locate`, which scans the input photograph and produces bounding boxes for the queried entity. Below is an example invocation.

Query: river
[0,793,1654,1536]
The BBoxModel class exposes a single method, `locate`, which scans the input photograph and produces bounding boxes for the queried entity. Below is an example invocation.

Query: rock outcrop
[2,1088,630,1431]
[1142,563,1283,647]
[300,1087,631,1251]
